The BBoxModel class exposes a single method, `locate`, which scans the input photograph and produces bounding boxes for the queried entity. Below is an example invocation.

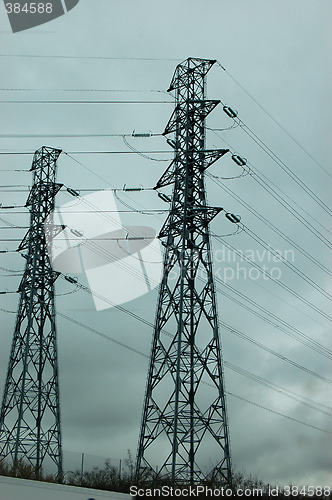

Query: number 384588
[5,3,53,14]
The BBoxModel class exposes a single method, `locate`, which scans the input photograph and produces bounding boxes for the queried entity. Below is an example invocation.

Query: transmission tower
[136,58,232,485]
[0,146,63,477]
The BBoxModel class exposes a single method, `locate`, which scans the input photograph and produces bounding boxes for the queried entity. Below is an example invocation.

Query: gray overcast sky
[0,0,331,488]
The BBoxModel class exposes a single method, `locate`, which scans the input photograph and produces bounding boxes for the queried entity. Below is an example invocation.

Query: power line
[60,270,332,384]
[2,52,329,184]
[2,204,330,358]
[0,237,161,242]
[0,190,160,194]
[216,61,332,180]
[0,54,180,61]
[210,126,332,237]
[212,246,330,330]
[0,190,29,193]
[53,294,332,436]
[0,88,168,92]
[248,160,332,238]
[62,155,332,340]
[220,321,332,386]
[214,277,332,359]
[0,150,171,156]
[0,133,160,139]
[249,171,332,248]
[3,268,330,434]
[0,265,24,273]
[60,276,164,333]
[61,275,332,396]
[62,153,170,208]
[233,114,331,217]
[66,153,168,225]
[31,152,332,356]
[226,392,332,436]
[6,210,329,362]
[123,136,169,162]
[59,188,332,352]
[0,100,173,104]
[58,217,161,281]
[0,307,16,314]
[54,308,332,436]
[6,182,325,317]
[58,311,149,358]
[207,175,332,276]
[241,225,332,301]
[224,361,332,417]
[207,132,332,248]
[18,269,332,387]
[216,238,331,322]
[4,149,329,362]
[0,185,153,191]
[205,150,332,300]
[0,206,26,210]
[0,210,166,215]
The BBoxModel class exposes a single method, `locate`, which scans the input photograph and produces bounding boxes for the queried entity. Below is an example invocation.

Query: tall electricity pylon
[0,147,63,477]
[136,58,232,485]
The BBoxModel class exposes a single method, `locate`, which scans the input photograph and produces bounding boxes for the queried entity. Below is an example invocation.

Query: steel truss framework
[136,58,232,485]
[0,147,63,477]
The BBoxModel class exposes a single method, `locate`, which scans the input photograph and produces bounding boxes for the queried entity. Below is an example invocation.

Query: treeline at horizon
[0,455,330,499]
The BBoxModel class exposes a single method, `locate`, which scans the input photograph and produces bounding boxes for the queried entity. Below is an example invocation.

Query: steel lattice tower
[0,146,63,477]
[136,58,232,485]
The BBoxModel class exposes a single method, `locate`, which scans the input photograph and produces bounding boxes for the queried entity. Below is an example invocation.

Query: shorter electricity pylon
[0,146,63,477]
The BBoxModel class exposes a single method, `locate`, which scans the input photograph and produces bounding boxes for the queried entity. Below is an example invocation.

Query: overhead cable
[216,61,332,180]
